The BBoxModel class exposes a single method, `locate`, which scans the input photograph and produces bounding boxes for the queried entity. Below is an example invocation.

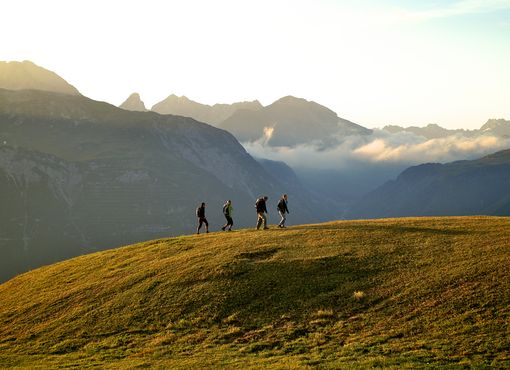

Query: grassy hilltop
[0,217,509,368]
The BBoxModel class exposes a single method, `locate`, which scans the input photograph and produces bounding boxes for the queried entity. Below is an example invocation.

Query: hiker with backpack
[196,202,209,234]
[255,196,269,230]
[277,194,289,228]
[221,200,234,231]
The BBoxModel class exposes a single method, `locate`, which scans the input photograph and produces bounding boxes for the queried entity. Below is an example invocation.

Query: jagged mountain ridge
[151,94,263,125]
[382,123,475,139]
[382,119,510,140]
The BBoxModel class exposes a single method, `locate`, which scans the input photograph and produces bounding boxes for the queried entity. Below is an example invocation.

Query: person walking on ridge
[255,196,269,230]
[221,200,234,231]
[196,202,209,234]
[277,194,289,228]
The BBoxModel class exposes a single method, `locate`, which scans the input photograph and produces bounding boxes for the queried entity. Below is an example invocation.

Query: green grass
[0,216,509,368]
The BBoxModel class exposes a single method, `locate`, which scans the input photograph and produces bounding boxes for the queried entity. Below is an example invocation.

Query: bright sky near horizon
[1,0,509,129]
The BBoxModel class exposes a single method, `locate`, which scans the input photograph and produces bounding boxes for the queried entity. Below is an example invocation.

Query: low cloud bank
[243,128,510,171]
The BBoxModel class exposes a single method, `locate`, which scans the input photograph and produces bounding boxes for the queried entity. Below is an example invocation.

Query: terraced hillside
[0,217,509,368]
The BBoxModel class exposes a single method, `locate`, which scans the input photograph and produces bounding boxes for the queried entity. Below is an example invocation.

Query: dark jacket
[255,198,267,213]
[223,203,233,217]
[277,199,289,213]
[196,206,206,218]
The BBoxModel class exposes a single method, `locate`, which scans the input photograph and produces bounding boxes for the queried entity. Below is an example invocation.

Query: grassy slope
[0,216,509,369]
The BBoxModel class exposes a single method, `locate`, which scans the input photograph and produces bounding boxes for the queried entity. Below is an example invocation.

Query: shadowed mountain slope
[347,148,510,219]
[0,89,317,282]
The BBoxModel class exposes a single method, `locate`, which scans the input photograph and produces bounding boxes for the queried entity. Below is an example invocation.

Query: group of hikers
[196,194,289,234]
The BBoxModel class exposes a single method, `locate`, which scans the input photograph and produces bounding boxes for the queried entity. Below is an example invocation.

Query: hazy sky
[2,0,509,129]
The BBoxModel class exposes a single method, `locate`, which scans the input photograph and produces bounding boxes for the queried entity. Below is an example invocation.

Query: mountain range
[382,119,510,139]
[151,94,262,125]
[127,93,371,148]
[128,92,510,149]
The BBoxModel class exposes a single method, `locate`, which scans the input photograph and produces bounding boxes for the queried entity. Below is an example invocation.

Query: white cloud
[243,127,510,171]
[353,134,506,163]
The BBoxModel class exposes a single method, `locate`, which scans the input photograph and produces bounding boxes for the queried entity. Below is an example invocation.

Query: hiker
[221,200,234,231]
[277,194,289,228]
[196,202,209,234]
[255,196,269,230]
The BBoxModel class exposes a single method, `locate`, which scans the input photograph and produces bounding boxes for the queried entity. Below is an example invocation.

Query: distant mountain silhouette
[383,123,474,139]
[151,94,262,125]
[0,60,80,95]
[119,92,147,111]
[219,96,371,147]
[347,148,510,218]
[0,88,319,282]
[381,120,510,140]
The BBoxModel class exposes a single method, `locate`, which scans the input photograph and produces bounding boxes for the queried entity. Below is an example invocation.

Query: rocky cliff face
[0,89,317,282]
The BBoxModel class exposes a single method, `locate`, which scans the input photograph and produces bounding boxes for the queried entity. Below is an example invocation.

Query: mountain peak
[0,60,80,96]
[166,94,192,102]
[271,95,308,106]
[268,96,337,117]
[481,118,510,130]
[119,92,147,112]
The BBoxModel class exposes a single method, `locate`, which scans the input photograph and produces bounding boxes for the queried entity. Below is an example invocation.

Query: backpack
[196,207,201,217]
[223,203,229,215]
[277,199,287,212]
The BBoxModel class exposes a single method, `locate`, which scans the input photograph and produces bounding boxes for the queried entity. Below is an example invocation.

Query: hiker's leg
[256,213,263,229]
[197,218,203,234]
[227,216,233,230]
[204,218,209,233]
[262,213,268,229]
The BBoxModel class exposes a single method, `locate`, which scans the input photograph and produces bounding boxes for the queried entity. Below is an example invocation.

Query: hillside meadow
[0,216,509,368]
